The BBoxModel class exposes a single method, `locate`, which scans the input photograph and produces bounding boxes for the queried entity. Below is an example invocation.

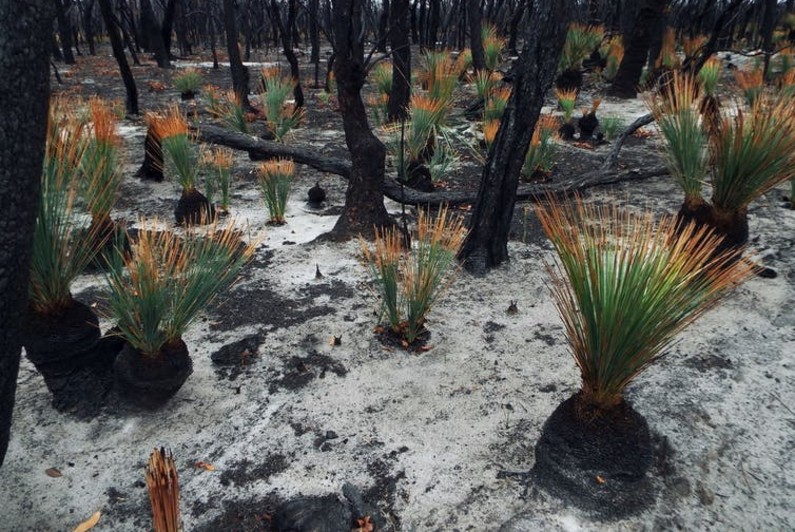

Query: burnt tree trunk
[458,0,574,274]
[98,0,138,114]
[162,0,178,58]
[54,0,76,64]
[223,0,251,109]
[140,0,171,67]
[377,0,390,52]
[271,0,304,108]
[760,0,778,78]
[310,0,321,87]
[330,0,394,239]
[608,0,669,98]
[388,0,412,122]
[468,0,486,71]
[82,0,97,55]
[0,0,54,467]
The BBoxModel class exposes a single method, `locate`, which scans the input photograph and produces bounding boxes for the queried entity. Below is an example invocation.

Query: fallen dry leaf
[417,345,433,352]
[595,475,606,485]
[45,467,62,478]
[573,141,595,150]
[354,515,374,532]
[195,461,216,471]
[73,511,101,532]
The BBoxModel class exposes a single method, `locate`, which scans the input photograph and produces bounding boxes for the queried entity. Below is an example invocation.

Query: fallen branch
[196,124,668,206]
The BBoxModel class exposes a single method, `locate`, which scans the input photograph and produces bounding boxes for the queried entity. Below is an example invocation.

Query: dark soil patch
[219,455,290,487]
[211,334,263,381]
[375,325,432,353]
[269,350,348,393]
[683,354,733,371]
[193,493,283,532]
[362,458,406,531]
[532,394,655,519]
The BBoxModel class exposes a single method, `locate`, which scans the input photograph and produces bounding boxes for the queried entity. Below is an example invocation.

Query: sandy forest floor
[0,48,793,531]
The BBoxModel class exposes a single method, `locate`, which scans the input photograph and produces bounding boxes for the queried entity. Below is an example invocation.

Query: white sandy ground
[1,95,794,532]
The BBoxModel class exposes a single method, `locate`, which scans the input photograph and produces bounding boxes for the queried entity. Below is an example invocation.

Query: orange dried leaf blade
[73,511,101,532]
[195,461,216,471]
[45,467,63,478]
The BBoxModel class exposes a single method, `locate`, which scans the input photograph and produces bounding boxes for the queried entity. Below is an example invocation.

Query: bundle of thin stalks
[105,217,256,357]
[473,70,498,102]
[484,86,511,121]
[360,206,467,344]
[535,195,754,413]
[523,114,559,177]
[260,68,304,141]
[81,97,123,226]
[30,100,108,315]
[734,68,764,106]
[405,95,446,163]
[698,57,722,96]
[418,51,459,107]
[644,71,708,204]
[555,88,578,122]
[151,105,197,191]
[146,448,181,532]
[710,95,795,217]
[483,119,500,149]
[454,49,473,78]
[203,85,225,118]
[778,69,795,97]
[220,90,249,134]
[174,68,202,95]
[682,34,708,59]
[599,115,625,141]
[655,27,679,69]
[258,159,295,224]
[603,36,624,80]
[481,23,506,71]
[371,61,393,97]
[777,51,793,77]
[560,24,604,72]
[199,145,234,211]
[367,93,390,125]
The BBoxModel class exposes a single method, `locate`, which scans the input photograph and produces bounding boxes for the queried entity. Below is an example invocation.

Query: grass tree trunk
[330,0,394,239]
[98,0,139,115]
[388,0,412,122]
[223,0,251,109]
[0,0,54,467]
[608,0,669,98]
[458,0,575,274]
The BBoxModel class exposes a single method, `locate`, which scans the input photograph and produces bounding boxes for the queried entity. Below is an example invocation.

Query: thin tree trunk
[310,0,321,87]
[98,0,139,114]
[140,0,171,67]
[54,0,77,64]
[83,0,97,55]
[469,0,486,71]
[458,0,575,274]
[760,0,778,78]
[388,0,412,122]
[162,0,178,57]
[0,0,55,467]
[223,0,251,109]
[271,0,304,108]
[330,0,394,239]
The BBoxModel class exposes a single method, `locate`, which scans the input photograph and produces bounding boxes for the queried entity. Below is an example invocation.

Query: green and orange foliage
[644,71,708,204]
[484,86,511,121]
[560,23,604,72]
[80,97,123,224]
[403,94,447,162]
[483,119,500,150]
[654,27,679,70]
[146,448,181,532]
[360,206,467,345]
[417,51,460,107]
[257,159,295,225]
[777,50,794,78]
[555,87,578,121]
[535,195,754,413]
[173,68,202,95]
[152,105,198,191]
[371,61,393,97]
[219,89,250,134]
[260,67,305,141]
[105,218,256,357]
[780,69,795,97]
[682,34,708,60]
[599,115,625,141]
[30,99,107,315]
[473,69,499,102]
[522,114,559,178]
[698,57,722,96]
[454,48,473,78]
[602,36,624,80]
[734,68,764,106]
[203,84,225,118]
[367,93,391,125]
[481,23,506,71]
[710,95,795,217]
[199,146,234,211]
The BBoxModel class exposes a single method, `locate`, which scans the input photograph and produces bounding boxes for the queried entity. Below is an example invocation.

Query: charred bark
[468,0,486,71]
[98,0,139,115]
[388,0,412,122]
[140,0,171,67]
[54,0,76,64]
[458,0,575,274]
[608,0,669,99]
[271,0,304,108]
[223,0,251,109]
[0,0,54,466]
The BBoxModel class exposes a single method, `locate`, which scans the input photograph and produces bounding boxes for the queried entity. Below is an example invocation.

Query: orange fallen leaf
[45,467,62,478]
[73,511,101,532]
[573,141,595,150]
[595,475,606,485]
[417,345,433,352]
[355,515,374,532]
[195,461,216,471]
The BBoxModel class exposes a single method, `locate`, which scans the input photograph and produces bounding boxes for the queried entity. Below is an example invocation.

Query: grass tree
[535,196,754,414]
[152,105,215,225]
[258,159,295,225]
[360,206,466,347]
[106,218,255,406]
[174,68,202,100]
[260,68,305,141]
[200,146,234,214]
